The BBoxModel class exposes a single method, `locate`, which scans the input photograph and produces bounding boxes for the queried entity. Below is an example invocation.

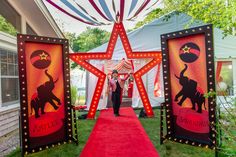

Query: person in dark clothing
[109,70,130,116]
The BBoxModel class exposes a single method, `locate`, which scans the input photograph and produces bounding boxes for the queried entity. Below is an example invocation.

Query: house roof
[7,0,64,38]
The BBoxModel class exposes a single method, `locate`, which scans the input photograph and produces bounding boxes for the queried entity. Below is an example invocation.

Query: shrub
[70,86,78,105]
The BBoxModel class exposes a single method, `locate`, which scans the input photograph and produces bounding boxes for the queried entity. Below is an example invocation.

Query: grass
[8,108,219,157]
[77,95,86,105]
[135,109,214,157]
[7,111,99,157]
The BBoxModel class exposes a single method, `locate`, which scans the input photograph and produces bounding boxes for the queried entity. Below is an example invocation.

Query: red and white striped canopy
[106,59,133,74]
[46,0,160,26]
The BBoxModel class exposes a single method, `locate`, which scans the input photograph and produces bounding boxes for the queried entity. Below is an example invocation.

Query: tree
[0,15,17,36]
[65,27,110,69]
[134,8,162,29]
[135,0,236,36]
[64,32,76,49]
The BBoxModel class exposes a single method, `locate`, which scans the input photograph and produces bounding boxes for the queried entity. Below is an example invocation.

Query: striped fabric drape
[128,0,138,16]
[61,0,100,25]
[128,0,151,20]
[98,0,115,21]
[88,0,112,21]
[46,0,97,25]
[106,59,133,74]
[46,0,160,25]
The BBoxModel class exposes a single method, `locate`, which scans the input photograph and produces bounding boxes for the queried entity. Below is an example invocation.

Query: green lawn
[135,109,214,157]
[8,108,220,157]
[77,95,86,105]
[7,111,99,157]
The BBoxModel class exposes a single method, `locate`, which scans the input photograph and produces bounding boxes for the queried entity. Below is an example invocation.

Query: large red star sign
[70,22,162,119]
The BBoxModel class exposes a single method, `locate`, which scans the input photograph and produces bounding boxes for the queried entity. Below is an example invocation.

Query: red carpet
[80,107,159,157]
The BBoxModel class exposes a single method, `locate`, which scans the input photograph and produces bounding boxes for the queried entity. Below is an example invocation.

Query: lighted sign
[70,22,162,119]
[160,25,216,149]
[17,35,73,155]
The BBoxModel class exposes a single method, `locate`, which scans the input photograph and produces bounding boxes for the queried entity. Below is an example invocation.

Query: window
[0,48,19,106]
[216,61,233,96]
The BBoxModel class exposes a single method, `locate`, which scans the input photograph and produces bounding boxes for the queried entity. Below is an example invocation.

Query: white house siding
[0,31,19,138]
[0,0,64,140]
[0,107,19,137]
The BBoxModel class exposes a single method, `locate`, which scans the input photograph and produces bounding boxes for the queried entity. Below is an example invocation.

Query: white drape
[85,59,164,110]
[86,60,107,110]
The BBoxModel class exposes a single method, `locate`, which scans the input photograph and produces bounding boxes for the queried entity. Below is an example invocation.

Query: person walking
[109,70,130,116]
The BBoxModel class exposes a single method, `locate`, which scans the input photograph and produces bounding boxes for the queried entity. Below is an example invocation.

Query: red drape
[154,63,161,97]
[216,61,223,82]
[128,82,133,98]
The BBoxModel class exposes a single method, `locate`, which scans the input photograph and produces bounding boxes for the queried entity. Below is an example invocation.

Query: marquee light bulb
[69,22,161,118]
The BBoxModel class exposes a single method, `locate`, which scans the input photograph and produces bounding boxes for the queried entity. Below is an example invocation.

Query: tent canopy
[91,12,236,59]
[86,12,236,109]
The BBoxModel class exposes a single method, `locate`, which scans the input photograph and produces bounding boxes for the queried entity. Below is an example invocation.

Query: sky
[43,0,163,35]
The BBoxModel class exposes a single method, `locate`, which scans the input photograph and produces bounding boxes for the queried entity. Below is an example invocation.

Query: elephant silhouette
[31,70,61,118]
[174,64,206,113]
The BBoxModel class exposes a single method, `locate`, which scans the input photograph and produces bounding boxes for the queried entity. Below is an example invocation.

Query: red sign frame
[17,34,73,155]
[160,25,217,149]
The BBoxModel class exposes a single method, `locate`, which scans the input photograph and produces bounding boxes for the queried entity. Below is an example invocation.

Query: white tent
[70,68,86,97]
[85,12,236,110]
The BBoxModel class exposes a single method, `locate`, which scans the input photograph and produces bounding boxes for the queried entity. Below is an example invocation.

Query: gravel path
[0,129,19,157]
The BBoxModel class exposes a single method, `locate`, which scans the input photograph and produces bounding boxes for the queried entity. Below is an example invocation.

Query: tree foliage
[0,15,17,36]
[135,0,236,36]
[134,8,162,29]
[65,27,110,69]
[205,91,236,157]
[66,27,110,52]
[70,86,78,105]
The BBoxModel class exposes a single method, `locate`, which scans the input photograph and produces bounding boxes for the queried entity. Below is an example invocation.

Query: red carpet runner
[80,107,159,157]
